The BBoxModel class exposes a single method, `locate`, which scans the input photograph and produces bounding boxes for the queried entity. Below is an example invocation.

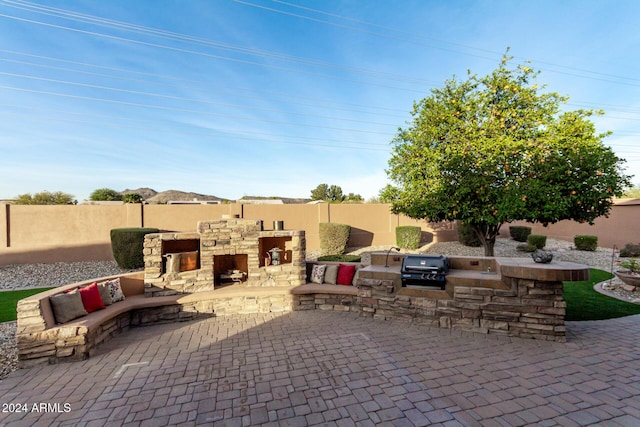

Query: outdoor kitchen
[353,252,589,341]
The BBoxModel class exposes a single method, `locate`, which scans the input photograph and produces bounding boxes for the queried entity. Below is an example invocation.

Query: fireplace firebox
[214,254,248,285]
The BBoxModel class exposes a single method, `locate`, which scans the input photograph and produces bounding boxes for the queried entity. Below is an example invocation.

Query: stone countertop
[361,255,590,284]
[492,257,589,282]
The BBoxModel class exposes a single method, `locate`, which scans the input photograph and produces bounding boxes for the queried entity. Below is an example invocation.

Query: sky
[1,0,639,202]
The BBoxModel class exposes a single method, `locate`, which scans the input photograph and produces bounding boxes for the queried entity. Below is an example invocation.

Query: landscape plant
[396,226,422,249]
[90,188,122,201]
[317,254,361,262]
[123,193,143,203]
[110,227,159,269]
[527,234,547,250]
[385,52,632,256]
[457,222,482,247]
[310,184,363,203]
[319,223,351,255]
[509,226,532,242]
[574,235,598,251]
[13,191,76,205]
[620,243,640,257]
[618,259,640,274]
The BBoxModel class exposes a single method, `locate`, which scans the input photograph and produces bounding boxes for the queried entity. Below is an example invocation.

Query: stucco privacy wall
[509,198,640,249]
[1,199,639,265]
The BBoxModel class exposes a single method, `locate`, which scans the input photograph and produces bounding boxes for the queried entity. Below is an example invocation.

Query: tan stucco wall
[508,198,640,249]
[1,200,638,265]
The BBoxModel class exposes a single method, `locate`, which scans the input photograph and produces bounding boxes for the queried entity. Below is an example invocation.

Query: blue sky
[1,0,639,202]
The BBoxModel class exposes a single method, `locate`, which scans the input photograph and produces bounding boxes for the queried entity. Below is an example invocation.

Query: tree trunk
[484,239,496,257]
[472,223,501,257]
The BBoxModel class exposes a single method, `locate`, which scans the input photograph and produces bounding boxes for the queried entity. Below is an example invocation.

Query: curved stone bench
[16,268,362,367]
[16,272,188,367]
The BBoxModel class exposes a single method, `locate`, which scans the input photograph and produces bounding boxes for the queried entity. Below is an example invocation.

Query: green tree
[14,191,76,205]
[623,184,640,198]
[122,193,143,203]
[90,188,122,201]
[310,183,330,201]
[378,184,400,203]
[310,183,352,202]
[327,185,344,202]
[387,54,632,256]
[344,192,364,203]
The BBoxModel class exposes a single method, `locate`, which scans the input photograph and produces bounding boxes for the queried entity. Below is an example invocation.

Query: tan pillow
[324,264,339,285]
[49,290,88,324]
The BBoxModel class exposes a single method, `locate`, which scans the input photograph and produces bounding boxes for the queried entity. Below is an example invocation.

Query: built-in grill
[401,254,449,289]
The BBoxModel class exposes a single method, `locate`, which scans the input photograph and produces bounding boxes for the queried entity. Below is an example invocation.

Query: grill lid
[401,254,449,274]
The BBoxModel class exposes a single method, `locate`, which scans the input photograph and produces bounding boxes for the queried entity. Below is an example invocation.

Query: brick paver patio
[1,311,639,426]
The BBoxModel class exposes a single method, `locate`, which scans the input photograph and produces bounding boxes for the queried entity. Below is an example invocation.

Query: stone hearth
[143,218,306,297]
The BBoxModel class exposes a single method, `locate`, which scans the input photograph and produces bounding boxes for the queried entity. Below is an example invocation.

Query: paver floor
[1,311,639,426]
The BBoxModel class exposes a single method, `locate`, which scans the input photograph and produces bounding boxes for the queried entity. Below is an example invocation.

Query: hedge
[574,235,598,251]
[396,226,421,250]
[110,227,159,269]
[319,223,351,256]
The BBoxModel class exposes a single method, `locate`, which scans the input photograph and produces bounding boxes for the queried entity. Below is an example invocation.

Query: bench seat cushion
[59,294,182,333]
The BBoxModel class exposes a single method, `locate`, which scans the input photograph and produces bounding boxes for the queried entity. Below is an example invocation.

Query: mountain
[239,196,311,204]
[119,188,309,204]
[121,188,157,200]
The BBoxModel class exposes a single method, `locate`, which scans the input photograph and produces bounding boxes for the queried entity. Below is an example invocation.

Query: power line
[246,0,640,86]
[0,71,401,127]
[0,103,394,148]
[0,109,392,152]
[0,85,396,136]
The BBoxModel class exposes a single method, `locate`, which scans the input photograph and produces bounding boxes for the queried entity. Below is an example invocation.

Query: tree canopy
[122,193,143,203]
[387,54,632,256]
[310,184,362,203]
[14,191,76,205]
[89,188,122,201]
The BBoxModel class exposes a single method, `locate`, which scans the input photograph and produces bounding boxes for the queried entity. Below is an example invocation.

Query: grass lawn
[564,268,640,321]
[0,288,54,323]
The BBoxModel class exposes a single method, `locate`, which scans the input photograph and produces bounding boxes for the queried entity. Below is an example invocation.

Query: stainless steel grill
[401,254,449,289]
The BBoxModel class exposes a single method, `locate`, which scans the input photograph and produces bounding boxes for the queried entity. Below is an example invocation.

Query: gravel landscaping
[1,239,638,381]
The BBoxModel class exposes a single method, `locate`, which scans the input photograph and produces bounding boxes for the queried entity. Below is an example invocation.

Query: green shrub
[620,259,640,273]
[527,234,547,250]
[123,193,143,203]
[574,235,598,251]
[319,223,351,256]
[509,226,532,242]
[317,254,361,262]
[110,227,159,269]
[620,243,640,257]
[457,222,482,247]
[516,243,538,252]
[396,226,421,250]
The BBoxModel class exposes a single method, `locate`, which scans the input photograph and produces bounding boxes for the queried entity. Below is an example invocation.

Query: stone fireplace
[143,218,306,297]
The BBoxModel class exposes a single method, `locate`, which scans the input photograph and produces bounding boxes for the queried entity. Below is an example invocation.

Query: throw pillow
[79,282,106,313]
[310,264,327,284]
[97,282,113,306]
[336,264,356,286]
[324,264,339,285]
[49,290,88,324]
[107,278,126,303]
